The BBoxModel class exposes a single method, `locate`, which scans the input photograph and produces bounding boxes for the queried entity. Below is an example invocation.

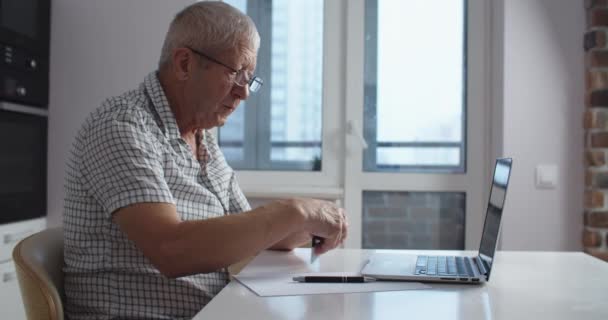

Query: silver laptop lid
[477,158,512,280]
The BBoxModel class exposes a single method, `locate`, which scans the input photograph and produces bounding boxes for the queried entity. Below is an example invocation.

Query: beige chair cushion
[12,227,64,320]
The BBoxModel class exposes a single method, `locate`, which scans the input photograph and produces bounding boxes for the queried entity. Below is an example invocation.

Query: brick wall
[362,191,465,250]
[584,0,608,261]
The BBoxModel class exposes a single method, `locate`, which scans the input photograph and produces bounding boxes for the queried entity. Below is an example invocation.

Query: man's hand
[276,198,348,255]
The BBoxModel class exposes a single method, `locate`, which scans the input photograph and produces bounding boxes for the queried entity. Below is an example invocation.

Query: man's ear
[172,47,193,81]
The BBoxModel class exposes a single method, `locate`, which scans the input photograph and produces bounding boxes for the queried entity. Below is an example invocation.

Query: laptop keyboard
[415,256,475,277]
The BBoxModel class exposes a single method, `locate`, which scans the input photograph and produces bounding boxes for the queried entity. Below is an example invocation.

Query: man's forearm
[268,230,311,251]
[159,201,303,277]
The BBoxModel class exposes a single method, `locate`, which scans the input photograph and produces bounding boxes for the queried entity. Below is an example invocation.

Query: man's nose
[232,83,249,100]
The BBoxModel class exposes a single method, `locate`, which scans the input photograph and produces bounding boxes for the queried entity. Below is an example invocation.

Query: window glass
[220,0,324,171]
[363,0,466,172]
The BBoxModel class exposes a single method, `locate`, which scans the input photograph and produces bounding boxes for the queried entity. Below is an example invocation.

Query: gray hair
[158,1,260,68]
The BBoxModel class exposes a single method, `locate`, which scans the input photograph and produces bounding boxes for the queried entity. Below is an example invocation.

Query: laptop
[361,158,513,284]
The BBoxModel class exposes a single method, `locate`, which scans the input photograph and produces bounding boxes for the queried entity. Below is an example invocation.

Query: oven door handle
[3,229,37,245]
[0,101,48,117]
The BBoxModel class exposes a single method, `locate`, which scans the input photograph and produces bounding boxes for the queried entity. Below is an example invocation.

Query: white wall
[500,0,584,251]
[47,0,195,226]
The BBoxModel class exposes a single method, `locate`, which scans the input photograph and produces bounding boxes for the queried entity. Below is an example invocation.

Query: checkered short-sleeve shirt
[63,72,251,320]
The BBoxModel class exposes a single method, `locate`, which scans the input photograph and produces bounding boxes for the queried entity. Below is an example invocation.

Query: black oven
[0,103,47,224]
[0,0,50,107]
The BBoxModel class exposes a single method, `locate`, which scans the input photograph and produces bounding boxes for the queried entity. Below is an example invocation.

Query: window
[220,0,324,171]
[352,0,472,250]
[217,0,492,250]
[344,0,491,250]
[363,0,466,173]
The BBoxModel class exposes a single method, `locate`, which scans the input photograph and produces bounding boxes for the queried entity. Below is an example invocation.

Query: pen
[292,276,376,283]
[310,236,323,263]
[312,235,323,247]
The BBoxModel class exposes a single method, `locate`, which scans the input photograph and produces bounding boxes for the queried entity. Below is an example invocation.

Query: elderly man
[62,2,347,319]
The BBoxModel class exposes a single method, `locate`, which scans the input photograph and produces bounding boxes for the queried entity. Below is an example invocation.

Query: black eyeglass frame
[185,46,263,92]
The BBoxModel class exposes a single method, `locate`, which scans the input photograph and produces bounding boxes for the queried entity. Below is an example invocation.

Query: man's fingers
[312,201,349,254]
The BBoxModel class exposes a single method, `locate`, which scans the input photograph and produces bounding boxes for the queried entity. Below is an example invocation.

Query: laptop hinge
[474,256,489,278]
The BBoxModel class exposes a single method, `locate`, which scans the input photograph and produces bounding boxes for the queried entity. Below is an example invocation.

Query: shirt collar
[143,71,181,140]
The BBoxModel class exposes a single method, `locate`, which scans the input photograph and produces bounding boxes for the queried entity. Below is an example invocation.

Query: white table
[194,248,608,320]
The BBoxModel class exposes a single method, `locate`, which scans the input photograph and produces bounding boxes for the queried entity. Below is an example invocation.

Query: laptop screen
[478,158,512,278]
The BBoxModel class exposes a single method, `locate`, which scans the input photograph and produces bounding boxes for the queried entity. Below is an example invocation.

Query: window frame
[219,0,329,172]
[232,0,344,194]
[342,0,493,249]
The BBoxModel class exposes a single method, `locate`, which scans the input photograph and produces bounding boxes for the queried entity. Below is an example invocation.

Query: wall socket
[535,164,558,189]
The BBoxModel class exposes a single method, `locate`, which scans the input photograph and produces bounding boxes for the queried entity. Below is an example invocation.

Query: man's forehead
[217,45,256,69]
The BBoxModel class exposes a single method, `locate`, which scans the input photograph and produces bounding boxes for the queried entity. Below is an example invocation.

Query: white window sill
[242,186,344,200]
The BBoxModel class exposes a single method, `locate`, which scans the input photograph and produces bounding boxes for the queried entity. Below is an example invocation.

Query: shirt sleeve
[80,109,175,216]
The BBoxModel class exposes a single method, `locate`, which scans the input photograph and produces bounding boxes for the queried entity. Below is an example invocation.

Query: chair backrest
[12,227,64,320]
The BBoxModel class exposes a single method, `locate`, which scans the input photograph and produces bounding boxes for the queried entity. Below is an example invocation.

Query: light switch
[536,164,558,189]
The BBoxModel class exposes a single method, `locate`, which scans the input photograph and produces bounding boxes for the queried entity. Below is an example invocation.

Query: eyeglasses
[185,46,263,93]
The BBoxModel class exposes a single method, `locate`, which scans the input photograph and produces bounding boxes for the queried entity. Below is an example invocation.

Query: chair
[12,227,65,320]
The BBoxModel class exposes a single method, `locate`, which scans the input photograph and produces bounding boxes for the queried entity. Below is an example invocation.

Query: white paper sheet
[232,249,430,297]
[234,272,430,297]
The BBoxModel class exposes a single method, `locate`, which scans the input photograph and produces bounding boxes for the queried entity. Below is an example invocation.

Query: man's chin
[216,116,227,127]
